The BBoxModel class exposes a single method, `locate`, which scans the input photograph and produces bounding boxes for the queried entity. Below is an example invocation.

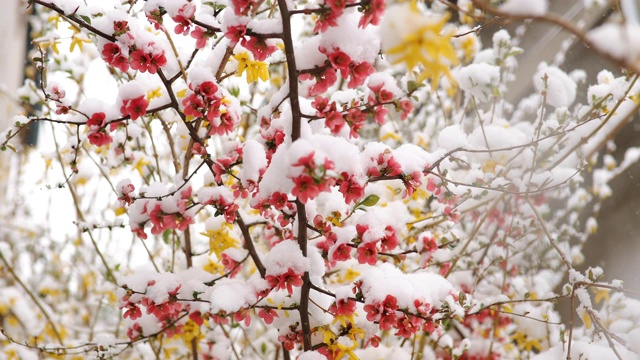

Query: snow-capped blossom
[289,150,337,203]
[363,294,398,330]
[47,82,66,101]
[86,112,113,147]
[357,242,378,265]
[113,20,130,37]
[241,37,277,62]
[116,179,135,206]
[101,43,129,72]
[231,0,256,16]
[302,67,338,96]
[130,47,167,74]
[266,268,304,294]
[120,96,149,120]
[172,3,196,35]
[347,61,375,88]
[225,24,247,45]
[325,48,351,78]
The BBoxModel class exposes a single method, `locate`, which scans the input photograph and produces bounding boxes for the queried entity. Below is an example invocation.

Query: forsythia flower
[201,222,239,259]
[233,52,269,83]
[381,3,458,89]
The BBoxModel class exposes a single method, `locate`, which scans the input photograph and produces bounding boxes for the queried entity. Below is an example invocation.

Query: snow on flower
[533,65,577,108]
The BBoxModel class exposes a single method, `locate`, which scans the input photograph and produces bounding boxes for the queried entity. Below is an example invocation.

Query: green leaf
[360,194,380,207]
[80,15,91,25]
[162,230,171,244]
[524,292,530,299]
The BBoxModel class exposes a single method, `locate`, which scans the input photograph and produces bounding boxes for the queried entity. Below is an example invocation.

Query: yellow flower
[593,287,610,304]
[247,61,269,83]
[69,35,92,53]
[201,222,239,259]
[233,52,251,77]
[385,12,458,90]
[48,15,61,29]
[40,38,61,55]
[147,87,162,101]
[132,157,151,177]
[233,52,269,83]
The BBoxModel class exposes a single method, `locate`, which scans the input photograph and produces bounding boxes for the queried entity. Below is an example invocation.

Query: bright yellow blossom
[69,35,92,53]
[233,52,269,83]
[201,222,239,259]
[385,11,458,90]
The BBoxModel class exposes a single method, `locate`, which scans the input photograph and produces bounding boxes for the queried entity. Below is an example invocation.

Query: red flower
[325,110,346,134]
[113,21,130,37]
[182,93,205,118]
[121,96,149,120]
[328,50,352,77]
[130,49,166,74]
[314,9,341,33]
[331,243,352,262]
[258,308,278,324]
[338,173,365,204]
[292,175,321,203]
[231,0,254,16]
[102,43,129,72]
[356,241,378,265]
[241,37,277,61]
[173,3,196,35]
[87,130,113,147]
[306,67,338,96]
[224,24,247,45]
[123,303,142,320]
[359,0,385,28]
[348,61,375,88]
[266,268,304,295]
[87,112,106,128]
[329,298,356,316]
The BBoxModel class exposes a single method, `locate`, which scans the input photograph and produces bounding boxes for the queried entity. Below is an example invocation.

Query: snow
[499,0,548,16]
[437,124,468,151]
[533,65,576,108]
[587,23,640,64]
[209,278,257,313]
[454,63,500,102]
[263,240,310,276]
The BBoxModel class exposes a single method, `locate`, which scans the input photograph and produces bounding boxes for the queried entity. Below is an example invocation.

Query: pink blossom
[258,308,278,324]
[225,25,247,45]
[331,243,352,262]
[348,61,375,88]
[241,37,277,61]
[359,0,385,28]
[292,175,321,203]
[356,241,378,265]
[173,3,196,35]
[121,96,149,120]
[87,131,113,147]
[266,268,304,294]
